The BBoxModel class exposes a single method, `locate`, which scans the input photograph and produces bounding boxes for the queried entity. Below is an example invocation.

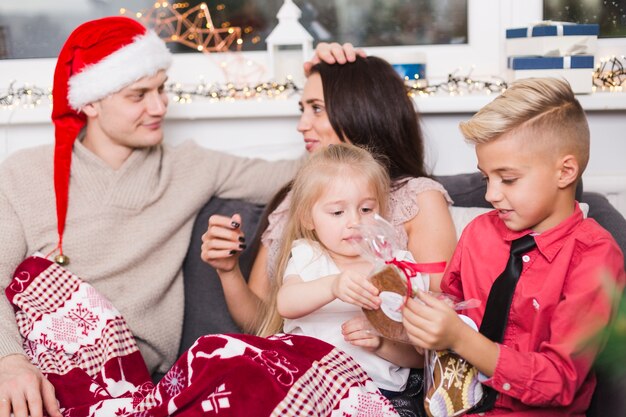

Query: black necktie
[470,234,536,413]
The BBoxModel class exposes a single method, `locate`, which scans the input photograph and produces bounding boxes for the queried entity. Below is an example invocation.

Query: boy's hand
[332,270,380,310]
[402,291,466,351]
[341,315,382,351]
[200,213,246,273]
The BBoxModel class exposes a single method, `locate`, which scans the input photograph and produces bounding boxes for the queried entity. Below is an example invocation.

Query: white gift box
[506,22,599,57]
[507,55,595,94]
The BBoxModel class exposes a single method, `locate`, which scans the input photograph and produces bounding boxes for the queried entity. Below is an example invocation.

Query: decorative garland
[0,74,506,110]
[3,63,624,110]
[593,56,626,91]
[167,79,299,103]
[0,80,300,109]
[405,71,508,96]
[0,82,51,109]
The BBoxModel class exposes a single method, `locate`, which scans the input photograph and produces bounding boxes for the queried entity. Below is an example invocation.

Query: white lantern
[265,0,313,87]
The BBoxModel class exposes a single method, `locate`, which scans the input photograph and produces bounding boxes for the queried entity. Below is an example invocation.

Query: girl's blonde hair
[256,144,390,336]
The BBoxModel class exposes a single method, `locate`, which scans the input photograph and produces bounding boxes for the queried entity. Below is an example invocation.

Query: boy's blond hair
[459,78,590,176]
[256,144,390,337]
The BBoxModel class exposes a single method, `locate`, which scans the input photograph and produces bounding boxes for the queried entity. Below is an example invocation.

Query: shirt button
[522,255,530,262]
[503,382,511,391]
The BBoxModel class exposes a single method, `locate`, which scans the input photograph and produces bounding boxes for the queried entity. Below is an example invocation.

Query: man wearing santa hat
[0,16,309,417]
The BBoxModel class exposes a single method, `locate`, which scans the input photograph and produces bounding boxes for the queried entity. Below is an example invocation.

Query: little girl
[257,144,422,398]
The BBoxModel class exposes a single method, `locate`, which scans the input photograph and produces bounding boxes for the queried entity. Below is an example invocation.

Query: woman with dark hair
[201,51,456,334]
[201,48,456,415]
[311,56,429,182]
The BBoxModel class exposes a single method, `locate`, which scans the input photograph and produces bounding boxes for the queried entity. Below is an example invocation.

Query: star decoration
[121,2,243,53]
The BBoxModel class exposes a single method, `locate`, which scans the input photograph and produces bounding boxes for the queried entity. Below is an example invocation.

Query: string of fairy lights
[2,57,624,110]
[593,55,626,92]
[167,79,299,103]
[405,71,508,96]
[0,83,50,109]
[0,72,511,110]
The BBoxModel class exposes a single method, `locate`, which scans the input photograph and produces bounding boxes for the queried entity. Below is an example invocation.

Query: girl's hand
[341,315,382,351]
[331,270,380,310]
[402,291,466,351]
[200,213,246,273]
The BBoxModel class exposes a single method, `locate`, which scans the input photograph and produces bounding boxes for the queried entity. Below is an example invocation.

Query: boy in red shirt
[403,78,625,416]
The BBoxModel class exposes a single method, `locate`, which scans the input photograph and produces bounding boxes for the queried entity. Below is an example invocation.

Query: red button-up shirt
[442,204,625,416]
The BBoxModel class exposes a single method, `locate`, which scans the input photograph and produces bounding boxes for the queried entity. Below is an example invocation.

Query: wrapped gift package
[392,62,427,81]
[506,23,599,57]
[384,51,427,80]
[507,55,595,94]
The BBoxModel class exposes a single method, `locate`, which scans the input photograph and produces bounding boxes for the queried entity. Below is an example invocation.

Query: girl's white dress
[282,239,416,392]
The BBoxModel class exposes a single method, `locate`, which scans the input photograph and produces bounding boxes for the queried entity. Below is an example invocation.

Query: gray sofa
[180,172,626,417]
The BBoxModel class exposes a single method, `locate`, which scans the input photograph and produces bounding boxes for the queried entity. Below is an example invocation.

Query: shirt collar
[497,202,584,263]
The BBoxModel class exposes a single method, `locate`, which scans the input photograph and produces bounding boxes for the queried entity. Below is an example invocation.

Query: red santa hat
[51,16,172,264]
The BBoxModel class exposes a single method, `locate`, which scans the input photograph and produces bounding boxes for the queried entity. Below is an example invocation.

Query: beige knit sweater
[0,140,299,374]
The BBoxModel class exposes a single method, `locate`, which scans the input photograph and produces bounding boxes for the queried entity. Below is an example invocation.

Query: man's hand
[0,354,61,417]
[303,42,367,76]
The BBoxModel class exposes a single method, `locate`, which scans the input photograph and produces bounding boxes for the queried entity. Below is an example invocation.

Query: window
[0,0,467,60]
[4,1,622,86]
[544,0,626,38]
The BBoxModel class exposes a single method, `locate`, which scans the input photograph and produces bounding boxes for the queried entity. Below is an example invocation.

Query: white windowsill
[1,91,624,127]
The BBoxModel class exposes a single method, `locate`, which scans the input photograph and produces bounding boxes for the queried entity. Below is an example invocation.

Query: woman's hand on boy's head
[304,42,367,75]
[332,270,380,310]
[200,213,246,273]
[402,291,465,351]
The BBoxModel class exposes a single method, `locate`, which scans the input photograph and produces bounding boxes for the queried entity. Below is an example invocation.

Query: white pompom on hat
[51,16,173,263]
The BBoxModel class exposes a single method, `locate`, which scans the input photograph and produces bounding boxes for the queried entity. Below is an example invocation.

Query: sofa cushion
[179,197,265,355]
[581,192,626,417]
[582,192,626,271]
[436,173,491,208]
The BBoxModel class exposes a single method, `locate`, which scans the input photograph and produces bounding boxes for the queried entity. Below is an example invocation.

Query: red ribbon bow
[384,258,447,304]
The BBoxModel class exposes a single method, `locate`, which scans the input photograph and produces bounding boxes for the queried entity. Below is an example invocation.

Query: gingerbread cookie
[424,350,483,417]
[362,265,409,340]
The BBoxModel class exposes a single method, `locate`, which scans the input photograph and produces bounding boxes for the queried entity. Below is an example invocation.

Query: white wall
[1,0,625,216]
[2,94,625,218]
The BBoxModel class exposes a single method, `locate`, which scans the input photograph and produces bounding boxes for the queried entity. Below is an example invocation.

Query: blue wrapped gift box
[384,51,427,81]
[505,22,598,57]
[392,63,427,81]
[508,55,594,70]
[506,23,599,38]
[507,55,595,94]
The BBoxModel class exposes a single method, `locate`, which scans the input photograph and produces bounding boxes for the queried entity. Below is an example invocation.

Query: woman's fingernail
[229,250,237,255]
[231,221,240,228]
[238,236,246,243]
[239,243,247,250]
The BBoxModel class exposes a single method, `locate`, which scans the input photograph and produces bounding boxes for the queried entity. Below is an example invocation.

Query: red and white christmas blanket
[6,256,399,417]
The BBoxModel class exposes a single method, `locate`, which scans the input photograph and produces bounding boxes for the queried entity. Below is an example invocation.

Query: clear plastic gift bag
[423,295,484,417]
[352,214,447,342]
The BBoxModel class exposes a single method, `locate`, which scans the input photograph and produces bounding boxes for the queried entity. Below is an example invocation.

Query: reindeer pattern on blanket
[6,256,399,417]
